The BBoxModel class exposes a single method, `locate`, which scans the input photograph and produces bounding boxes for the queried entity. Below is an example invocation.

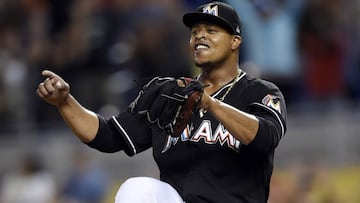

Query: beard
[195,60,212,68]
[194,57,226,70]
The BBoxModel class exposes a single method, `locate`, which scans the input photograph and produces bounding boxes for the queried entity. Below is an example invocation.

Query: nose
[194,29,207,40]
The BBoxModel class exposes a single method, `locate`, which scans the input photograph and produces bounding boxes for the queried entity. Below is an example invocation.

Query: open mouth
[195,43,210,51]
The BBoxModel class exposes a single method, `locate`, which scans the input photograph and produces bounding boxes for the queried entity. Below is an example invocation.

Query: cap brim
[183,12,236,35]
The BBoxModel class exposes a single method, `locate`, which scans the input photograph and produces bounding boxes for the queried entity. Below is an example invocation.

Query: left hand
[128,76,204,137]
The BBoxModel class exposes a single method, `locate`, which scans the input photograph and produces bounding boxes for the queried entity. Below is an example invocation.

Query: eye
[207,27,217,34]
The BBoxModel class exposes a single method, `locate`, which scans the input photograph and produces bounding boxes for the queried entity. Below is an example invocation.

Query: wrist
[200,94,216,111]
[56,93,71,108]
[199,95,218,118]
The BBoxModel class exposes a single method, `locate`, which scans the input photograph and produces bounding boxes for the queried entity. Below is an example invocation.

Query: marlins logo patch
[262,94,281,113]
[202,4,219,16]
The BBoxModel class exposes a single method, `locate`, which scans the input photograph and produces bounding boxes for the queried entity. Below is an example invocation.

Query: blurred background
[0,0,359,202]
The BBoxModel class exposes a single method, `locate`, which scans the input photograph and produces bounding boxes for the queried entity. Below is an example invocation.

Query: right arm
[57,94,99,143]
[36,70,152,155]
[36,70,98,143]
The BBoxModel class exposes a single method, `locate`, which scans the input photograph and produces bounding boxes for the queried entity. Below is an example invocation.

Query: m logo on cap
[202,4,219,17]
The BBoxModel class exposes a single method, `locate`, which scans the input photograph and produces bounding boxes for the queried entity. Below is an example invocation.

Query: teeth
[196,44,208,50]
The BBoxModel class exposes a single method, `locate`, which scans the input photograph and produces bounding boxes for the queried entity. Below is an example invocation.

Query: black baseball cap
[183,1,242,36]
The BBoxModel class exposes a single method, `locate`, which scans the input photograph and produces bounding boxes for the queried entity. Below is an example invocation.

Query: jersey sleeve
[245,80,287,152]
[85,112,152,156]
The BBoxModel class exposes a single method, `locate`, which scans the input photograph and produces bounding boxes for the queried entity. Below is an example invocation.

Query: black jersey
[88,71,287,203]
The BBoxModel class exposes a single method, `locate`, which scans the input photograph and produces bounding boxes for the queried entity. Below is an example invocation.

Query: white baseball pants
[115,177,184,203]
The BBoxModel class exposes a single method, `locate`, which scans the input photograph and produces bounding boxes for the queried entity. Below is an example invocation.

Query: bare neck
[199,62,240,95]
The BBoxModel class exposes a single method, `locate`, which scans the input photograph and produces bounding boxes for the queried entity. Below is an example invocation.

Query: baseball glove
[128,76,204,137]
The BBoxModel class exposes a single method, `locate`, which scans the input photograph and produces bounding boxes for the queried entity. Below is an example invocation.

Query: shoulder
[240,73,282,95]
[239,72,287,118]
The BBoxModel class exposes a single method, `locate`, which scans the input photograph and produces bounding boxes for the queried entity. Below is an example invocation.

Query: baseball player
[36,1,287,203]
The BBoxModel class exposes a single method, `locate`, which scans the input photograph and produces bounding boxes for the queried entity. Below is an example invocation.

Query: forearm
[57,94,99,143]
[202,95,259,145]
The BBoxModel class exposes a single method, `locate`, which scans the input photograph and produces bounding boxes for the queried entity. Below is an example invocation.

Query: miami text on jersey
[162,120,241,153]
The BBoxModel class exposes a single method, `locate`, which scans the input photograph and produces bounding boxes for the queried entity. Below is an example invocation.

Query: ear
[231,35,242,50]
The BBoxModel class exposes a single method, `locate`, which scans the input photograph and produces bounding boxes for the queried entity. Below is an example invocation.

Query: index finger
[41,69,69,91]
[41,70,58,79]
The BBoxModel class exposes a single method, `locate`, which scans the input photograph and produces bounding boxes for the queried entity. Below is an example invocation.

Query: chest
[151,84,251,167]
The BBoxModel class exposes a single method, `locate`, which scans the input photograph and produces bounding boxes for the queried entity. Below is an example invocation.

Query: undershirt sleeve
[247,111,283,152]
